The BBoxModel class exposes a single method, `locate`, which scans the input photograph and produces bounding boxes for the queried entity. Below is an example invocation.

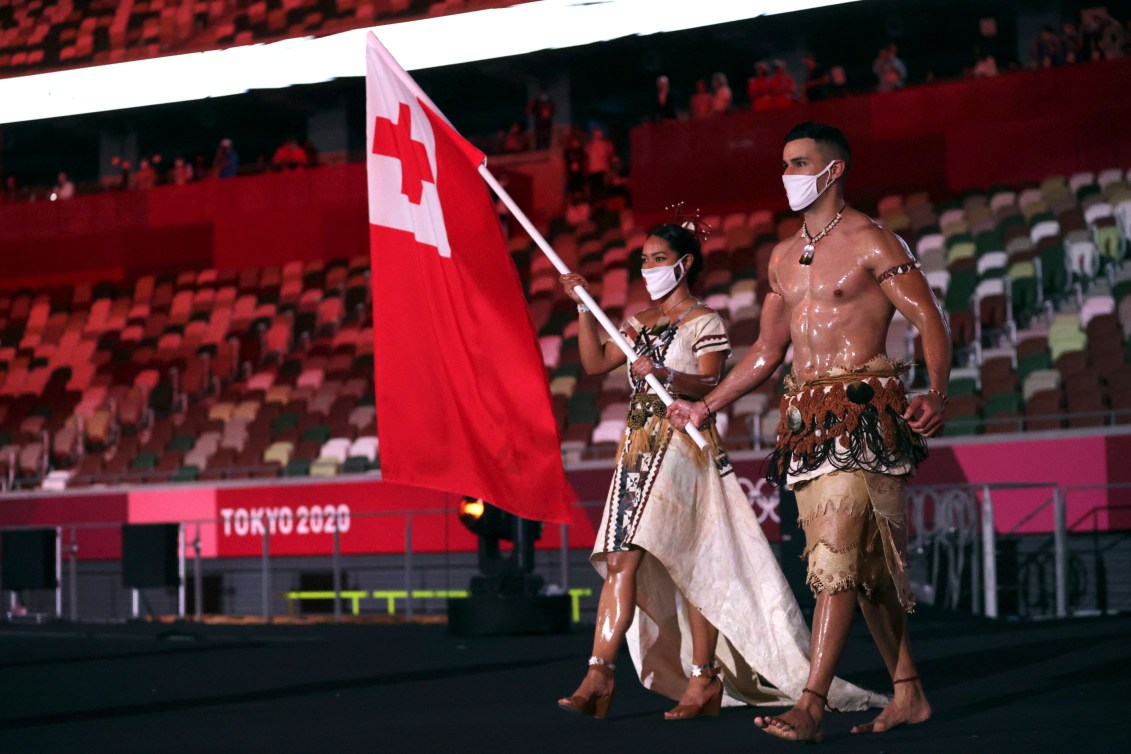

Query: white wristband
[577,303,590,313]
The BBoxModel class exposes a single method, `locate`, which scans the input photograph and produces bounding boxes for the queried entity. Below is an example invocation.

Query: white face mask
[782,159,837,212]
[642,255,690,300]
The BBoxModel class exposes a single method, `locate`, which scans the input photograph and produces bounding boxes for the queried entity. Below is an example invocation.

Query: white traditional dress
[591,308,885,710]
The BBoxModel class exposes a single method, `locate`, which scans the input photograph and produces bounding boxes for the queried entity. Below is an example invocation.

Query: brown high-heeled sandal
[665,660,724,720]
[557,657,616,719]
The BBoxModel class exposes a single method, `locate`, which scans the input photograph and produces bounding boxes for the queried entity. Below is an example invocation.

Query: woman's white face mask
[782,159,838,211]
[642,255,690,300]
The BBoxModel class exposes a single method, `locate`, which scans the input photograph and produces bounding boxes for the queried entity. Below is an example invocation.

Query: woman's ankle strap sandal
[588,656,616,677]
[690,660,721,679]
[893,675,920,685]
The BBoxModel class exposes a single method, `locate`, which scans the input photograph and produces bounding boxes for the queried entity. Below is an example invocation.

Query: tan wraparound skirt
[795,469,916,612]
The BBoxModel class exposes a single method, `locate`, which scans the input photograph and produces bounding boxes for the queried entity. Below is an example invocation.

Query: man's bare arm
[872,231,952,436]
[704,290,792,412]
[666,290,791,432]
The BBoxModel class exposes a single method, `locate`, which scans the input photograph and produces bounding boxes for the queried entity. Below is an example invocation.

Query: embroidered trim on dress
[692,334,730,354]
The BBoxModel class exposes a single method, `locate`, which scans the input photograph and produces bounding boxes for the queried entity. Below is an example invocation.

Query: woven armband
[876,261,922,284]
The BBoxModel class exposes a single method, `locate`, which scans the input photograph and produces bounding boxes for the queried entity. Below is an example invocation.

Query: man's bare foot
[754,706,824,743]
[851,679,931,733]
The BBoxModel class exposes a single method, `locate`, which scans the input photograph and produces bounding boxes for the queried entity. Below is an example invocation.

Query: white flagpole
[479,164,709,451]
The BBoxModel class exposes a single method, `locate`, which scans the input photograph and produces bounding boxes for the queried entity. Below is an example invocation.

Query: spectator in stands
[711,72,733,113]
[52,172,75,200]
[214,138,239,179]
[272,136,308,170]
[689,79,714,118]
[802,53,833,102]
[1060,20,1083,63]
[769,60,797,108]
[170,157,193,186]
[874,44,907,91]
[1096,11,1126,59]
[1081,13,1104,60]
[585,126,615,199]
[653,75,677,121]
[1,175,16,203]
[604,154,631,211]
[527,90,556,150]
[113,157,132,190]
[564,190,590,226]
[748,61,775,111]
[502,121,528,152]
[302,138,320,166]
[564,130,586,196]
[972,47,999,78]
[1032,25,1064,67]
[132,158,157,190]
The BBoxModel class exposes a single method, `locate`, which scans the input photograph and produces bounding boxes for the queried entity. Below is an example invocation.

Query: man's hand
[668,399,711,433]
[904,392,946,437]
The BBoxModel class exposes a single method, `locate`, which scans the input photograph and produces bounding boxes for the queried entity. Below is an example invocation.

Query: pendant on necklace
[799,244,815,265]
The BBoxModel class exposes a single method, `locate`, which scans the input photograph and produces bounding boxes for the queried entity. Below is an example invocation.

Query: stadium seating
[0,256,378,490]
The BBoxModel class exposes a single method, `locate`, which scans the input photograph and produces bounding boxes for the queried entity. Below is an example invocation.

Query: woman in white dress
[556,216,885,721]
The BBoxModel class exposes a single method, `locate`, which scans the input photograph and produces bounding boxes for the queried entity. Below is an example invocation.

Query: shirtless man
[668,121,949,742]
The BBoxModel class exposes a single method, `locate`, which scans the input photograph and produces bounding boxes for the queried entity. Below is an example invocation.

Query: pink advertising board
[0,431,1127,560]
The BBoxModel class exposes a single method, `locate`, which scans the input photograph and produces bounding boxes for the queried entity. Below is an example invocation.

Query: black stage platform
[1,609,1128,753]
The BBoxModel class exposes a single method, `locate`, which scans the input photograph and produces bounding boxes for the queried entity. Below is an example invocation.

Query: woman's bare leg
[559,548,644,703]
[664,600,723,718]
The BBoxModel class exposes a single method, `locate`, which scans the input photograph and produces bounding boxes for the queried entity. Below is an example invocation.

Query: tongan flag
[365,33,574,523]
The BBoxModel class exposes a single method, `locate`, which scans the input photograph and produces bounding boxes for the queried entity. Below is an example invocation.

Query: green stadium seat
[172,465,200,482]
[271,412,300,434]
[130,452,159,471]
[301,425,331,445]
[285,458,311,477]
[985,392,1022,417]
[343,456,369,474]
[168,434,197,453]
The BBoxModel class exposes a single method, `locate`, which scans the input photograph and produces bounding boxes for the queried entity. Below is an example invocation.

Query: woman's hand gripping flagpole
[479,165,709,451]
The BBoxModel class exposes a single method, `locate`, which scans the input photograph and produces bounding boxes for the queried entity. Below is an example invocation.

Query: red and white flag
[365,33,574,524]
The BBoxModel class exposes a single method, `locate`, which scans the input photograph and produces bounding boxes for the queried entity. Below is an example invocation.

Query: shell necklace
[799,205,846,265]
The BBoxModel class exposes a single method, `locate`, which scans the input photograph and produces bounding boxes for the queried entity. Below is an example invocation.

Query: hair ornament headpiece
[665,202,712,243]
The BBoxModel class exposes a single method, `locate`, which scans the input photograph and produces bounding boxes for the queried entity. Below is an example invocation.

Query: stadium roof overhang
[0,0,861,124]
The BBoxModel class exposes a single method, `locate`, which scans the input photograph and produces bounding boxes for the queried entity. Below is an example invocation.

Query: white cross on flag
[366,41,452,258]
[365,33,574,524]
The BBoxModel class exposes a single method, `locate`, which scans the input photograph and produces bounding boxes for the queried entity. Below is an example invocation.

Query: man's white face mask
[782,159,838,212]
[642,255,690,300]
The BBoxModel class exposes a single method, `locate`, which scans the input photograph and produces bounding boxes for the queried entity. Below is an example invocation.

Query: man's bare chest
[776,245,877,307]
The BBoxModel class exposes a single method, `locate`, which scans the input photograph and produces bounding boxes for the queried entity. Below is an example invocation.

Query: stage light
[458,496,538,542]
[458,497,485,528]
[449,496,567,636]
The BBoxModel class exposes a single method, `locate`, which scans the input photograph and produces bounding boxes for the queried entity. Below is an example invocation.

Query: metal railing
[0,506,581,625]
[1,481,1128,624]
[906,482,1061,618]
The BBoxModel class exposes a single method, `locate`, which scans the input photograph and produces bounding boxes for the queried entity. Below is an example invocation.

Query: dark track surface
[1,608,1128,753]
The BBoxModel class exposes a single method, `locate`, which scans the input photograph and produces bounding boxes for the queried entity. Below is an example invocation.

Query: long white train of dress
[592,426,887,711]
